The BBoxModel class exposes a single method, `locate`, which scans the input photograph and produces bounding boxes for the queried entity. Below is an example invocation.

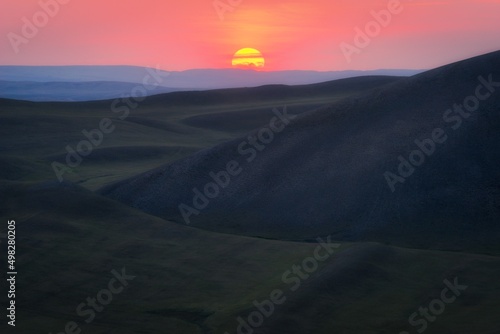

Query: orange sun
[232,48,265,70]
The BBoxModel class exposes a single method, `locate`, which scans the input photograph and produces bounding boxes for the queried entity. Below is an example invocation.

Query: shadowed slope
[101,51,500,251]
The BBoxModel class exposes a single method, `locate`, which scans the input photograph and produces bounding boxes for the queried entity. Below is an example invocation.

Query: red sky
[1,0,499,71]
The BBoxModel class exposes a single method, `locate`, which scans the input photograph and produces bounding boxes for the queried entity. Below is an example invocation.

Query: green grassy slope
[0,76,398,190]
[1,181,499,333]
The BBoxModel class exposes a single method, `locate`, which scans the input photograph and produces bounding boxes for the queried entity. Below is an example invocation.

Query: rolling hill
[1,180,500,333]
[1,52,500,334]
[0,75,398,190]
[101,51,500,252]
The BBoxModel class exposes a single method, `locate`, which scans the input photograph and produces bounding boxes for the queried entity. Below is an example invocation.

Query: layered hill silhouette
[0,65,420,90]
[101,51,500,251]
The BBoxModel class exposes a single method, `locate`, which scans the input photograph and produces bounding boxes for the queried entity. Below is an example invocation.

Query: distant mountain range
[0,65,422,101]
[0,81,180,102]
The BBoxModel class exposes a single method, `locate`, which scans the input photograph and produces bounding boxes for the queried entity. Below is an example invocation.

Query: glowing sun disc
[232,48,265,69]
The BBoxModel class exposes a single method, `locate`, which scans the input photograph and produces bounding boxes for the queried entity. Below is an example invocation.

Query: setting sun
[232,48,265,70]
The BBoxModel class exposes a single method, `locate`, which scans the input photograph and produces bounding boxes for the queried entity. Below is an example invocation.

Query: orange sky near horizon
[0,0,499,71]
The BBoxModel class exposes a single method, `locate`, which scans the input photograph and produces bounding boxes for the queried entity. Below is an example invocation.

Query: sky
[0,0,499,71]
